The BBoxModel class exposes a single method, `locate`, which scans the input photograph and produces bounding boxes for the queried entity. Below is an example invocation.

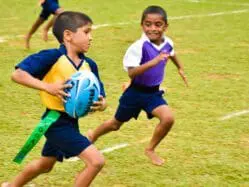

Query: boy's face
[69,23,93,53]
[141,14,168,44]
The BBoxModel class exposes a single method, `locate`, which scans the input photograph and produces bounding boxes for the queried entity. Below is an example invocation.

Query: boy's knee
[111,123,121,131]
[108,119,122,131]
[161,115,174,127]
[34,160,54,173]
[39,164,54,173]
[90,156,105,169]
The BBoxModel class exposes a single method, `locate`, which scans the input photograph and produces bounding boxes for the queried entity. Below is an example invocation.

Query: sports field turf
[0,0,249,186]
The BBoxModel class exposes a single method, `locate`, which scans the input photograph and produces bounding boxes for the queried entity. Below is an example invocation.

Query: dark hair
[53,11,93,43]
[141,5,167,24]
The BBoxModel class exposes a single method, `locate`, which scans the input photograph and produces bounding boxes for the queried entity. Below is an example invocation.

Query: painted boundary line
[66,138,148,162]
[169,9,248,20]
[0,9,248,43]
[0,17,19,21]
[100,143,129,153]
[185,0,249,6]
[66,143,130,162]
[93,9,249,29]
[219,110,249,121]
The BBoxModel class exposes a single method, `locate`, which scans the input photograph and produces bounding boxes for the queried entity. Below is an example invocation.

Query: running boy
[25,0,64,49]
[88,5,188,166]
[2,11,107,187]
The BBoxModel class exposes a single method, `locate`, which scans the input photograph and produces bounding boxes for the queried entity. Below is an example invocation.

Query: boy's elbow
[11,71,18,82]
[128,72,133,79]
[11,69,22,83]
[128,70,135,79]
[127,67,138,79]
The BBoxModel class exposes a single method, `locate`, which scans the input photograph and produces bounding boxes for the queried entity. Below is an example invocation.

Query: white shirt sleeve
[123,40,143,71]
[165,36,175,56]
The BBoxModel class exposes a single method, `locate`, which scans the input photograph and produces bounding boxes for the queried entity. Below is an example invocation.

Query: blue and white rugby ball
[64,70,100,118]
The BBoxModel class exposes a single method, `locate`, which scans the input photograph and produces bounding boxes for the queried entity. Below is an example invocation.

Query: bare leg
[88,118,123,143]
[75,145,105,187]
[25,17,45,49]
[42,8,63,41]
[145,105,174,166]
[42,16,54,41]
[3,157,56,187]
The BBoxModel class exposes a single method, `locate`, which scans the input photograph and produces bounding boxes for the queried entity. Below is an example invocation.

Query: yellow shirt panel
[40,55,91,111]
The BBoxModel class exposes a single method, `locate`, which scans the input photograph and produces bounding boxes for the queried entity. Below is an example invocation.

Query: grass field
[0,0,249,186]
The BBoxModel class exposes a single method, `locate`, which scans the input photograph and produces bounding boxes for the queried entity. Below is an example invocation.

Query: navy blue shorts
[115,85,167,122]
[40,0,60,20]
[41,110,91,162]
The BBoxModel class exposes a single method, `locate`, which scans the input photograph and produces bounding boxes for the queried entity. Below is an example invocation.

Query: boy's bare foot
[24,35,30,49]
[145,149,165,166]
[42,29,48,41]
[1,182,11,187]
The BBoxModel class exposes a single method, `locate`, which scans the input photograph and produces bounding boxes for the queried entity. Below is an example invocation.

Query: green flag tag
[13,110,61,164]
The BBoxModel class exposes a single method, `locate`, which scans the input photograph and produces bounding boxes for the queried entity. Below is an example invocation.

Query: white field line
[100,143,129,153]
[169,9,248,20]
[186,0,200,3]
[94,9,249,28]
[219,110,249,121]
[0,37,6,43]
[185,0,249,7]
[93,21,136,29]
[66,143,130,162]
[0,9,248,43]
[66,157,80,162]
[0,17,19,21]
[66,139,149,162]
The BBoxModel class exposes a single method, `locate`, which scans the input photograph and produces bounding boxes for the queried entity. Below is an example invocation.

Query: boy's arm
[38,0,45,6]
[12,68,71,101]
[169,55,188,87]
[128,52,169,79]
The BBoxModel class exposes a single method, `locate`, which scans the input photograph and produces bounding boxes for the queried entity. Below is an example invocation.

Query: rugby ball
[64,71,100,118]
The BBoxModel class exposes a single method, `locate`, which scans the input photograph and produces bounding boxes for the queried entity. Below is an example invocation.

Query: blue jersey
[16,44,106,111]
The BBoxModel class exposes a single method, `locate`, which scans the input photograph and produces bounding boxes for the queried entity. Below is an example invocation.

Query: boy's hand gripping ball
[64,70,100,118]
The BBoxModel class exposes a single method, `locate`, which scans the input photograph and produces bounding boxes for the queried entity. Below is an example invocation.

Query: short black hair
[53,11,93,43]
[141,5,167,24]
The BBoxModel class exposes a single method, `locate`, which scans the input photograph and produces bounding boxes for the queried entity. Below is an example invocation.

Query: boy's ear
[164,23,169,31]
[63,30,72,42]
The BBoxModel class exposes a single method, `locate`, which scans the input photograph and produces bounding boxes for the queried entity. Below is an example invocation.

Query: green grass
[0,0,249,186]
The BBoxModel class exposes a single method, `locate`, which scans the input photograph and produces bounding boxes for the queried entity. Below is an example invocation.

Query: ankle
[145,148,154,153]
